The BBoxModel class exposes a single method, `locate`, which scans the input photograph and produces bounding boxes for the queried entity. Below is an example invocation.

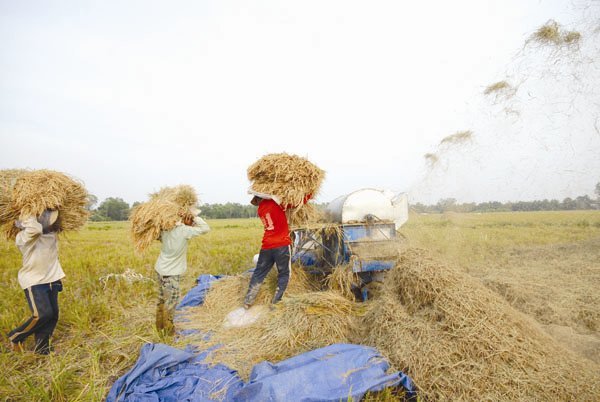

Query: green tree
[94,197,130,221]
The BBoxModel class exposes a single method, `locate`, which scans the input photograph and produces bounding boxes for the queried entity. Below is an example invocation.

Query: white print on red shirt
[261,213,275,231]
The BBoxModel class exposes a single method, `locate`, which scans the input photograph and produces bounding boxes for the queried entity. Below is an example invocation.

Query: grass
[1,211,599,400]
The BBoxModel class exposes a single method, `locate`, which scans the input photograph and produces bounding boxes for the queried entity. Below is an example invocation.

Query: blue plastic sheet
[106,343,244,402]
[177,274,222,309]
[106,343,416,402]
[233,343,416,401]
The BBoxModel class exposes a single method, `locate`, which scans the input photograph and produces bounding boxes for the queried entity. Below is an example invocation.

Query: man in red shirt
[244,196,292,308]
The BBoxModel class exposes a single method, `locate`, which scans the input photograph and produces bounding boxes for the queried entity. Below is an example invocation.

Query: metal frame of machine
[291,220,398,274]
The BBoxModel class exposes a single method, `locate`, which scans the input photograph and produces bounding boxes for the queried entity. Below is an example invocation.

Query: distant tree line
[87,182,600,220]
[200,203,257,219]
[87,198,259,221]
[413,196,599,214]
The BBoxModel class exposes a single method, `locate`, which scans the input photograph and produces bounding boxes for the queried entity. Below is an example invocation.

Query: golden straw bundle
[0,169,28,238]
[130,185,199,252]
[248,153,325,210]
[286,202,324,228]
[150,184,198,208]
[0,169,89,239]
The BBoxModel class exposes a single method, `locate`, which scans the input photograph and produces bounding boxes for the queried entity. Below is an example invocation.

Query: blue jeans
[244,245,291,306]
[8,280,62,354]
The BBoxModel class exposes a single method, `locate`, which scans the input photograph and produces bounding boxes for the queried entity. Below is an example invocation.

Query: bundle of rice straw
[130,185,199,253]
[247,153,325,223]
[354,249,600,400]
[150,184,197,208]
[286,202,324,228]
[0,169,28,237]
[0,169,89,239]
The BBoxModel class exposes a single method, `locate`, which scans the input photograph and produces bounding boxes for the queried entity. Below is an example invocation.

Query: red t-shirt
[258,199,291,249]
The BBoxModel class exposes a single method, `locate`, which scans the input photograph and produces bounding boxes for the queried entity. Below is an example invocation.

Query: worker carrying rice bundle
[130,185,210,334]
[1,169,89,354]
[243,153,324,310]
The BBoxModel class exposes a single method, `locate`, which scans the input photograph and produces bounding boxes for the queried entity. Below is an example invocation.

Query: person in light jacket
[8,209,63,354]
[155,213,210,334]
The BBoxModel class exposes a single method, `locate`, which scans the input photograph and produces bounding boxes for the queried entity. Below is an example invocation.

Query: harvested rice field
[1,211,599,400]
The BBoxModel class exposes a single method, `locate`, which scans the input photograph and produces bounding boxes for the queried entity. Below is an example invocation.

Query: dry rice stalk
[286,202,324,228]
[248,153,325,209]
[531,20,582,47]
[130,185,199,253]
[534,20,562,45]
[483,81,518,101]
[353,249,600,401]
[484,81,511,95]
[424,153,438,167]
[325,265,357,300]
[0,169,89,239]
[563,31,582,44]
[440,130,473,146]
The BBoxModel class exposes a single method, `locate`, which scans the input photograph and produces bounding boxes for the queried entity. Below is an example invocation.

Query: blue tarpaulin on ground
[177,274,222,309]
[233,343,415,401]
[105,343,244,402]
[106,343,415,402]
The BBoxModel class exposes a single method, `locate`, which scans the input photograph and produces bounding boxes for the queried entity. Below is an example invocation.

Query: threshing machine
[291,189,409,300]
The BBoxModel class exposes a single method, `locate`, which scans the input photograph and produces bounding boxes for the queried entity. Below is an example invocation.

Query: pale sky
[1,0,599,205]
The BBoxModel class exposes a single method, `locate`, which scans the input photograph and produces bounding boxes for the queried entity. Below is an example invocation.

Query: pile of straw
[130,185,199,253]
[178,248,600,400]
[355,249,600,400]
[178,265,359,379]
[0,169,89,239]
[248,153,325,224]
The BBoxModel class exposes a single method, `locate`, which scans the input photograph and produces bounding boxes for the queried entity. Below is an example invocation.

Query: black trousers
[244,245,291,306]
[8,280,62,354]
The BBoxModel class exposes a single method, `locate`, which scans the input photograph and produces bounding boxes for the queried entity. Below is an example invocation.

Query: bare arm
[183,217,211,239]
